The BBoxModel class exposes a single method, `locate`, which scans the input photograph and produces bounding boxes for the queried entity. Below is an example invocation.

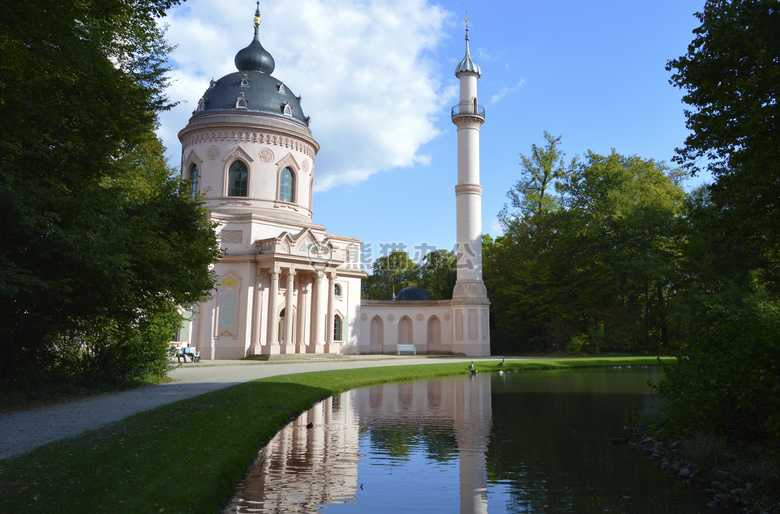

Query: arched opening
[228,161,248,197]
[398,316,413,345]
[427,315,441,346]
[278,308,285,343]
[370,316,384,351]
[280,167,295,202]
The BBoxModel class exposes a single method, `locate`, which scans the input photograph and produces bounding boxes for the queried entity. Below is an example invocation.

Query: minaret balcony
[451,103,485,121]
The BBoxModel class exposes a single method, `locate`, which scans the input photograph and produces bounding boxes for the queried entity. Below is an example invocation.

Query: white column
[251,270,263,352]
[312,271,327,346]
[326,273,336,345]
[266,266,280,345]
[296,274,309,346]
[284,266,295,345]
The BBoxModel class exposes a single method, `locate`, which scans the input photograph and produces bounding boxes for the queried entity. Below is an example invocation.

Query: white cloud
[486,217,503,237]
[157,0,454,191]
[489,79,525,105]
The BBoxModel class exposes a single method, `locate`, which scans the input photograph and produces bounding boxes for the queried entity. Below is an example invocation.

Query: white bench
[397,344,416,355]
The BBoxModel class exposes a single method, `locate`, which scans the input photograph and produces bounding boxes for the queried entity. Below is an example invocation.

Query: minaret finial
[455,10,480,77]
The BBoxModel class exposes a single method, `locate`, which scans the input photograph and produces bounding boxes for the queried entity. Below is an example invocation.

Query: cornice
[180,128,317,159]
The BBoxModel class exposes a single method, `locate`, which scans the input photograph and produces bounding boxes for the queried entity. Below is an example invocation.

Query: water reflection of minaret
[455,374,492,513]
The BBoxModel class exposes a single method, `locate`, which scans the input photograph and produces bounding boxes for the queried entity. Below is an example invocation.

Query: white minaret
[452,19,487,301]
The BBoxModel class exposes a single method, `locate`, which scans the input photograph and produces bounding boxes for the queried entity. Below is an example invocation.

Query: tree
[362,251,419,300]
[657,0,780,444]
[487,136,686,353]
[667,0,780,238]
[417,249,456,300]
[500,131,574,234]
[0,1,221,386]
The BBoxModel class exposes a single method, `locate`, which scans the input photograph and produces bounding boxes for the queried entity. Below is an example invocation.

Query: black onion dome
[235,2,275,74]
[234,36,275,74]
[394,287,432,301]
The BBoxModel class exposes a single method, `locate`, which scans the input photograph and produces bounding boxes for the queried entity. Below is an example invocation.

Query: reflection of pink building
[179,6,490,359]
[226,375,492,513]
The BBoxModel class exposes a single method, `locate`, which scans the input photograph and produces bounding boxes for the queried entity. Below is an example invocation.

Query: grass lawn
[0,357,670,513]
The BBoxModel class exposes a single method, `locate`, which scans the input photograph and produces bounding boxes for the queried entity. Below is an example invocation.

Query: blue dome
[394,287,432,301]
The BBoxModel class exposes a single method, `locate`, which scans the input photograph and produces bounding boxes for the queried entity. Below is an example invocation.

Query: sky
[157,0,710,269]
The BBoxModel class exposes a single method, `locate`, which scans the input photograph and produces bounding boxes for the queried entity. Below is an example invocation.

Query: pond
[224,367,731,513]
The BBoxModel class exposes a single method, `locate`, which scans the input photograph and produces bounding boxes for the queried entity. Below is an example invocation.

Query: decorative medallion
[416,313,424,322]
[206,146,220,160]
[221,230,243,245]
[444,313,451,321]
[361,313,367,321]
[302,159,309,173]
[259,148,274,163]
[387,314,395,322]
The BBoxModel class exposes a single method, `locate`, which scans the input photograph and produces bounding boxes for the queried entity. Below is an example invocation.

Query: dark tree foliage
[0,0,221,387]
[658,0,780,444]
[667,0,780,239]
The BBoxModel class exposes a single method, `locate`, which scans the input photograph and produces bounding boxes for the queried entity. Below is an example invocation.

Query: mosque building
[178,3,490,358]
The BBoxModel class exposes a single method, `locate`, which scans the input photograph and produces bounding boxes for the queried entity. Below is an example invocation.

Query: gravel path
[0,356,478,461]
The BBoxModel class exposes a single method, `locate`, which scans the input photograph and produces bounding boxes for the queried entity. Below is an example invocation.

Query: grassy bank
[0,357,668,513]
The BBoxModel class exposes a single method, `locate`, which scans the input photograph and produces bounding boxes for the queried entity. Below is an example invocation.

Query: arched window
[280,167,294,202]
[278,308,285,343]
[228,161,248,197]
[189,164,199,198]
[334,314,342,341]
[334,284,341,296]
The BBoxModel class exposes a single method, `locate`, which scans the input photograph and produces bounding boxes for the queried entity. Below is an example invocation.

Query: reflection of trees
[485,372,700,513]
[365,426,414,460]
[363,424,458,463]
[419,429,458,463]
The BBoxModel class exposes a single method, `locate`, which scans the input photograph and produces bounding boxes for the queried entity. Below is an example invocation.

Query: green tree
[0,0,221,387]
[500,131,573,232]
[666,0,780,239]
[487,136,686,354]
[656,0,780,444]
[558,152,685,351]
[362,251,419,300]
[417,249,456,300]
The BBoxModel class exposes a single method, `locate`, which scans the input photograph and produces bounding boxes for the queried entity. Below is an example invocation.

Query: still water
[225,368,726,513]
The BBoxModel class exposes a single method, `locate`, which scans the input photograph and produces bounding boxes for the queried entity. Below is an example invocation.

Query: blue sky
[157,0,709,269]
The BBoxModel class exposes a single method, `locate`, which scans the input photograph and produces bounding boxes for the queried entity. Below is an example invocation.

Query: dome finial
[234,1,275,74]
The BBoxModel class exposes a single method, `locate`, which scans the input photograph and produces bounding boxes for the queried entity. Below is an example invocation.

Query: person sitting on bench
[178,343,194,363]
